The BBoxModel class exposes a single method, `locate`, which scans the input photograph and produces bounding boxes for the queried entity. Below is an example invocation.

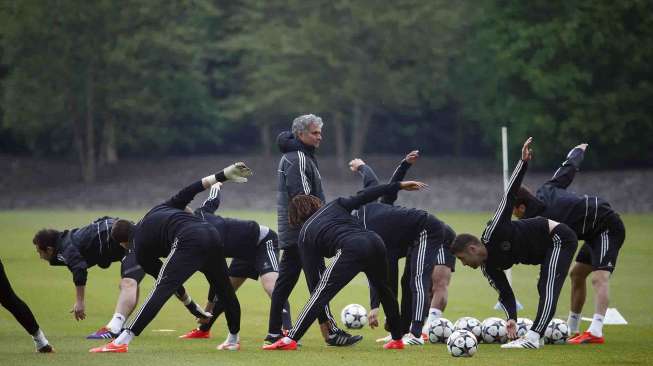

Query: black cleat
[326,329,363,347]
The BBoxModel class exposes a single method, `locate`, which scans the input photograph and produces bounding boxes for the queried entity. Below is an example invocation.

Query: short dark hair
[33,229,60,250]
[451,233,481,254]
[515,186,536,208]
[111,219,135,243]
[288,195,322,228]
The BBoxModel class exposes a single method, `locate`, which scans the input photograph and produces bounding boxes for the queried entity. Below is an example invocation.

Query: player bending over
[89,162,251,353]
[452,137,578,349]
[178,182,292,348]
[263,180,428,351]
[513,143,626,344]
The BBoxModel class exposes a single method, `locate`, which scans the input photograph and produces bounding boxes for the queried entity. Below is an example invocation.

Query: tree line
[1,0,651,181]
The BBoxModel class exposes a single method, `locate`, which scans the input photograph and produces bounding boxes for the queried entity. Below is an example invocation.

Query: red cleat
[567,331,604,344]
[383,339,405,350]
[89,341,128,353]
[262,337,298,350]
[179,328,211,339]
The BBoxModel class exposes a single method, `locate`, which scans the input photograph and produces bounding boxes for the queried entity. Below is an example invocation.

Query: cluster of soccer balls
[341,304,570,357]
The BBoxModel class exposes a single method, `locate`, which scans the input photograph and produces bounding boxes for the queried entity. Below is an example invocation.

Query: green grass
[1,210,652,365]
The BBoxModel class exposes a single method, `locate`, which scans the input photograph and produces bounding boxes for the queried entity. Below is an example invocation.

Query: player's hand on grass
[348,159,365,172]
[575,143,588,151]
[399,181,429,191]
[223,162,253,183]
[71,301,86,321]
[186,300,213,321]
[405,150,420,164]
[368,308,380,329]
[506,319,517,340]
[521,137,533,161]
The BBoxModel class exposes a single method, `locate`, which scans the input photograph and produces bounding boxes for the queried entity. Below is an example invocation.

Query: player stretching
[0,258,53,352]
[33,218,207,339]
[349,152,456,345]
[263,180,428,351]
[267,115,358,346]
[179,182,292,342]
[451,137,579,349]
[513,143,626,344]
[90,163,251,353]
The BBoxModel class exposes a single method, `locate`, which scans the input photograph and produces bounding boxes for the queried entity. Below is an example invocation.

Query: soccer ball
[544,318,569,344]
[447,329,478,357]
[454,317,482,340]
[340,304,368,329]
[427,318,454,343]
[481,317,508,343]
[516,317,533,337]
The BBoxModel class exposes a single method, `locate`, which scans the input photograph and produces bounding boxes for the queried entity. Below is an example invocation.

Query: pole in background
[494,126,524,311]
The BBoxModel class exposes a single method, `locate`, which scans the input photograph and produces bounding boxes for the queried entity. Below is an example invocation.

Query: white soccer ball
[427,318,454,343]
[516,317,533,337]
[447,329,478,357]
[340,304,368,329]
[481,317,508,343]
[454,316,482,340]
[544,318,569,344]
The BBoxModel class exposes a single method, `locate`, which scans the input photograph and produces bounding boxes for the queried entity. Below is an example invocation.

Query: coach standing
[266,114,361,346]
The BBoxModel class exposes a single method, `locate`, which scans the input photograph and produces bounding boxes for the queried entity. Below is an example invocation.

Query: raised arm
[481,265,517,321]
[349,158,380,188]
[380,150,418,204]
[198,183,222,214]
[482,138,532,244]
[339,181,427,212]
[165,163,252,209]
[547,144,587,189]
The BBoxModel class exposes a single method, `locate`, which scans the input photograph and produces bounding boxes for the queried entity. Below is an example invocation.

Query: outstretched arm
[165,163,252,209]
[349,158,380,188]
[338,181,428,212]
[381,150,419,204]
[198,183,222,214]
[481,266,517,321]
[547,144,587,189]
[482,138,532,243]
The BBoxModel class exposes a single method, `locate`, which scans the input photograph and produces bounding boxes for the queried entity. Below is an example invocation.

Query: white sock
[32,329,49,349]
[107,313,126,334]
[587,313,604,337]
[567,311,581,333]
[227,333,239,344]
[423,308,443,332]
[525,330,540,344]
[114,329,134,345]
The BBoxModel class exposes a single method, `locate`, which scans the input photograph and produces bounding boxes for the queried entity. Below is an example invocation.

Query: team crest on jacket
[500,241,511,251]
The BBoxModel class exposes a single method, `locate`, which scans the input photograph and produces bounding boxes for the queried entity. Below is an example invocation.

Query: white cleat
[501,337,541,349]
[401,333,425,346]
[217,340,240,351]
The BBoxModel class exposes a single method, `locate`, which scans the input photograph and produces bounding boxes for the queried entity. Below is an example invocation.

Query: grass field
[1,210,652,365]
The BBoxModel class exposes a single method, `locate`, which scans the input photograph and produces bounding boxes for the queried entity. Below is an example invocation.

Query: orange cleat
[262,337,298,350]
[383,339,405,350]
[179,328,211,339]
[89,341,128,353]
[567,331,604,344]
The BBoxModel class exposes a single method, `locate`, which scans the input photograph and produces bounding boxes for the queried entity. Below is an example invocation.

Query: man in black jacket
[178,182,292,340]
[348,152,456,345]
[513,144,626,344]
[89,162,251,353]
[452,138,579,349]
[267,114,358,347]
[263,180,428,350]
[33,219,208,340]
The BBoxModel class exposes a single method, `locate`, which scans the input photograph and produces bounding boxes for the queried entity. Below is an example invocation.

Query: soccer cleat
[326,329,363,347]
[89,341,128,353]
[86,327,119,340]
[179,328,211,339]
[383,339,405,350]
[566,332,581,342]
[375,334,392,343]
[402,333,425,346]
[501,337,541,349]
[216,340,240,351]
[263,334,283,346]
[567,331,604,344]
[262,337,298,350]
[37,344,54,353]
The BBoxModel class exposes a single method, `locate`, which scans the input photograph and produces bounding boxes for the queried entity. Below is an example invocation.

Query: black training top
[49,217,125,286]
[194,184,261,260]
[522,147,615,240]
